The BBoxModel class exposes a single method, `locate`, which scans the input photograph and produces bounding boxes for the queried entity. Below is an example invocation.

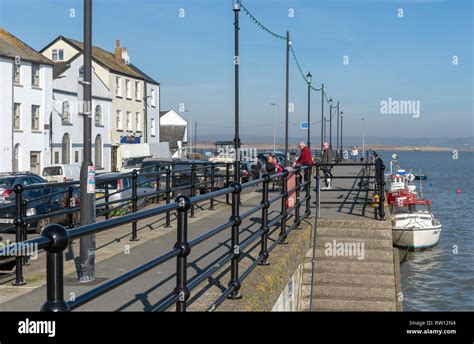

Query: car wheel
[36,217,51,234]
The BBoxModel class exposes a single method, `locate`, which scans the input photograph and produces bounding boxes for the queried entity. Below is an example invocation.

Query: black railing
[0,165,312,312]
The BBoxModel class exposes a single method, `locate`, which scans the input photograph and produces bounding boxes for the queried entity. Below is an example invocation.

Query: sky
[0,0,472,142]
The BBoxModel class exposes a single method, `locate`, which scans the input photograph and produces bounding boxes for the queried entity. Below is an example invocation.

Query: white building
[0,28,53,173]
[50,54,113,171]
[159,110,188,158]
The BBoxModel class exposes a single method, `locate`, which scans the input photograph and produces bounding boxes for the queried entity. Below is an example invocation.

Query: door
[30,152,41,174]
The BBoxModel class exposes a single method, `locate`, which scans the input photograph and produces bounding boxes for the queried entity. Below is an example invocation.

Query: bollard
[12,184,26,286]
[305,166,312,218]
[259,175,270,265]
[227,182,242,300]
[210,165,215,210]
[190,164,196,218]
[165,167,172,228]
[279,170,289,245]
[174,195,191,312]
[130,170,138,241]
[379,165,386,220]
[104,183,110,220]
[294,166,301,229]
[40,224,71,312]
[225,164,230,205]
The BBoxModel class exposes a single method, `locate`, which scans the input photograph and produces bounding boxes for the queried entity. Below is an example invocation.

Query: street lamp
[362,117,365,162]
[270,103,276,153]
[320,83,325,153]
[306,72,312,151]
[339,110,344,159]
[328,98,336,150]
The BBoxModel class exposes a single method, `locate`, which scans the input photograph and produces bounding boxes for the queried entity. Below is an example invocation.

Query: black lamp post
[320,83,325,152]
[340,112,344,159]
[306,72,312,150]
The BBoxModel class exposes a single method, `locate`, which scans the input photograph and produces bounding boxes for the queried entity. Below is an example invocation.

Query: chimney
[115,39,122,62]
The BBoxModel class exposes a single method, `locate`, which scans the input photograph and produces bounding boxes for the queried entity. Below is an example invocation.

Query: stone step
[318,219,392,230]
[305,247,393,262]
[317,227,392,240]
[302,272,395,287]
[300,284,395,301]
[300,298,397,312]
[315,236,393,249]
[304,261,394,275]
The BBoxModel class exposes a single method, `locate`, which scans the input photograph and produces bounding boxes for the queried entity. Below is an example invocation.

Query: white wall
[0,57,13,172]
[146,82,160,143]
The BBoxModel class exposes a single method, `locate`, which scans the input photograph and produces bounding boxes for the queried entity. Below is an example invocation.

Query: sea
[377,150,474,311]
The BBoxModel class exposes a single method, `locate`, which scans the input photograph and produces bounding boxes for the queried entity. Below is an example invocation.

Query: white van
[42,165,81,183]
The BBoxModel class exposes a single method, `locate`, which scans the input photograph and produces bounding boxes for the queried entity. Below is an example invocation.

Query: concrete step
[301,284,395,301]
[317,227,392,240]
[302,272,395,287]
[300,297,397,312]
[306,247,393,262]
[318,219,392,230]
[304,261,394,275]
[315,236,393,249]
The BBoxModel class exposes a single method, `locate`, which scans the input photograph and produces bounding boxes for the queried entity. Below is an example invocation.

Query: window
[126,79,131,99]
[14,103,21,129]
[95,105,102,125]
[14,63,21,84]
[74,151,79,163]
[52,49,64,61]
[136,112,141,132]
[62,101,70,123]
[95,135,102,168]
[126,111,132,131]
[115,76,122,97]
[31,105,40,130]
[151,118,156,137]
[116,110,123,130]
[13,144,20,172]
[151,89,156,107]
[135,81,141,100]
[61,134,70,164]
[31,63,40,87]
[54,151,59,164]
[30,152,41,174]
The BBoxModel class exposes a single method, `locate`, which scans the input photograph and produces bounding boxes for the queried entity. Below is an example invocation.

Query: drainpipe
[143,82,147,143]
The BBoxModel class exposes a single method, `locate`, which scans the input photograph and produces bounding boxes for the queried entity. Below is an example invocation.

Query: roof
[160,125,187,151]
[43,36,159,83]
[160,110,171,118]
[0,28,53,65]
[52,62,71,78]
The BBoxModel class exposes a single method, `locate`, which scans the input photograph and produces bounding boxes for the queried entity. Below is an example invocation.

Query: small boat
[414,174,427,180]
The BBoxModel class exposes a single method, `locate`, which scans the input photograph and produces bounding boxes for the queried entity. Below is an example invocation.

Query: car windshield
[43,167,62,176]
[0,177,16,187]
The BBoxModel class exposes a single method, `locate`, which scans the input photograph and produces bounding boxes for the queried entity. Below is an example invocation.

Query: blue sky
[0,0,472,140]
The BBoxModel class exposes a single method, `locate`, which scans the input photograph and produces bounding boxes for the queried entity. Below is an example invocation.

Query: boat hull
[392,225,442,250]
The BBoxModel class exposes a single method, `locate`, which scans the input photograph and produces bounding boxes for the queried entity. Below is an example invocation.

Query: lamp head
[306,72,312,84]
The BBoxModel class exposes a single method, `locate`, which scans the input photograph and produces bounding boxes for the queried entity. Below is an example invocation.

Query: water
[377,150,474,311]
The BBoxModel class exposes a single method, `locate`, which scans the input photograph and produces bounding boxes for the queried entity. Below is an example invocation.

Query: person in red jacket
[295,142,313,166]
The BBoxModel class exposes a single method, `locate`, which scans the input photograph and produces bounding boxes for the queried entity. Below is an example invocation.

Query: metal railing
[0,165,312,312]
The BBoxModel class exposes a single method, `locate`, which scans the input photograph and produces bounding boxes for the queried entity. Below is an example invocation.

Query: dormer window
[52,49,64,61]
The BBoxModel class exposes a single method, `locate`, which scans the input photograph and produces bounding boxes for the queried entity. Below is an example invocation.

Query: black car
[240,161,253,183]
[0,172,46,203]
[0,183,80,234]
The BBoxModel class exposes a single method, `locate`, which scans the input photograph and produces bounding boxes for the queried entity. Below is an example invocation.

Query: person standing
[351,146,359,163]
[321,142,333,189]
[295,142,313,166]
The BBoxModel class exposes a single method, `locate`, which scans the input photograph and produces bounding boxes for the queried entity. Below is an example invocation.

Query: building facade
[0,28,53,173]
[159,110,187,158]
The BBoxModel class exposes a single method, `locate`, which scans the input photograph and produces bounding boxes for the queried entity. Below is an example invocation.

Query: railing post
[174,195,191,312]
[228,182,242,300]
[315,162,321,219]
[104,183,110,220]
[294,166,302,229]
[225,163,230,205]
[259,174,270,266]
[305,166,312,218]
[130,170,138,241]
[279,170,289,245]
[12,184,25,286]
[379,165,386,221]
[190,164,196,218]
[165,167,172,228]
[41,224,70,312]
[210,164,215,210]
[21,199,29,265]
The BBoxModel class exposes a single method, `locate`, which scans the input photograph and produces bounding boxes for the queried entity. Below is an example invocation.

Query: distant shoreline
[194,142,473,153]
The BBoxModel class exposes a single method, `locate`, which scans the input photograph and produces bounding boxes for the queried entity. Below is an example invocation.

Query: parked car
[240,161,252,183]
[42,164,80,183]
[0,172,46,203]
[95,173,156,214]
[257,151,286,166]
[0,183,80,234]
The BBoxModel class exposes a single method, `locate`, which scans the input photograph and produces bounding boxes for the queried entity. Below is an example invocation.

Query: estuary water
[377,150,474,311]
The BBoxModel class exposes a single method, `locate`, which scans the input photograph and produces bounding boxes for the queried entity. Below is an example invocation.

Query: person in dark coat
[321,142,333,189]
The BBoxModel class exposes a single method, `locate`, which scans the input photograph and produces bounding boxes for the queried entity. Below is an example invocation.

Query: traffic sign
[300,122,309,129]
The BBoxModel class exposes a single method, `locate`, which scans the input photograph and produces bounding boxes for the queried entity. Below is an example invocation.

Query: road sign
[300,121,309,129]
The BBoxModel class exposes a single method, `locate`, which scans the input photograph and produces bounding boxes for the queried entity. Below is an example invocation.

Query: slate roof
[0,28,53,65]
[160,125,187,151]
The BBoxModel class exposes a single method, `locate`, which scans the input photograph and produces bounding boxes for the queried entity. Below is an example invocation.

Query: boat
[414,174,427,180]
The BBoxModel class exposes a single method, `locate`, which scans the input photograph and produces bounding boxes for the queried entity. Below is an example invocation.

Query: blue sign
[300,122,309,129]
[120,136,141,144]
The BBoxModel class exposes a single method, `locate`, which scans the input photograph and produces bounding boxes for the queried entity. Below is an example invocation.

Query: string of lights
[237,0,287,41]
